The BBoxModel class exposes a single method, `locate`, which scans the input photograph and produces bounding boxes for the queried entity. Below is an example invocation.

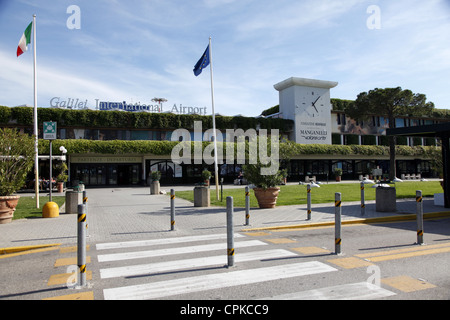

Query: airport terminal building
[1,77,447,187]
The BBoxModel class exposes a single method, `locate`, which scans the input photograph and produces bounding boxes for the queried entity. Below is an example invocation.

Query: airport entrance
[70,156,142,186]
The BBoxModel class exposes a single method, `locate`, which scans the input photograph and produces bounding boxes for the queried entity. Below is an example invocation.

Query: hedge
[0,106,294,132]
[38,139,436,159]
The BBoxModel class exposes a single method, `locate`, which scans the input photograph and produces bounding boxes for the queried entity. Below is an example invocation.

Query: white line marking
[263,282,396,300]
[97,240,267,262]
[100,249,297,279]
[96,234,244,250]
[103,261,337,300]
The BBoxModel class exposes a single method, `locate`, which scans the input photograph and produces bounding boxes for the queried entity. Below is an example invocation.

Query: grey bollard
[307,184,311,220]
[226,196,234,267]
[245,186,250,226]
[77,204,87,287]
[335,193,342,255]
[360,182,366,216]
[416,190,424,245]
[170,189,176,231]
[83,190,88,237]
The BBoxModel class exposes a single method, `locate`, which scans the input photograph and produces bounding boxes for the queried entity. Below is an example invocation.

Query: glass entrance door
[108,165,118,185]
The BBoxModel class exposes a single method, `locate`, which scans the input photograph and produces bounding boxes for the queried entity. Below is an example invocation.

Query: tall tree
[345,87,434,180]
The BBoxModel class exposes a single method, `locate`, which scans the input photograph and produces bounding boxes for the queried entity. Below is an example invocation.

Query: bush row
[0,106,294,132]
[38,139,437,159]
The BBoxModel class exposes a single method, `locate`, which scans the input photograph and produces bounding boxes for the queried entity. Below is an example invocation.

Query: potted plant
[243,163,285,209]
[150,170,161,195]
[201,169,212,186]
[334,168,343,182]
[0,128,35,224]
[55,162,68,193]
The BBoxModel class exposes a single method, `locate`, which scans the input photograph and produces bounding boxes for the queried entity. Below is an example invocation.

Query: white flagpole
[33,14,39,208]
[208,37,220,200]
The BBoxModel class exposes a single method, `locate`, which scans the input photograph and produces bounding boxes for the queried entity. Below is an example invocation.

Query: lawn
[13,196,66,220]
[174,181,443,208]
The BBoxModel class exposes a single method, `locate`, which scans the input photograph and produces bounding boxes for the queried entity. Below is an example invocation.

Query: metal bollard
[226,196,235,267]
[245,186,250,226]
[170,189,176,231]
[360,182,365,216]
[83,190,88,237]
[83,190,88,206]
[307,184,312,220]
[335,193,342,255]
[416,190,424,245]
[77,204,87,287]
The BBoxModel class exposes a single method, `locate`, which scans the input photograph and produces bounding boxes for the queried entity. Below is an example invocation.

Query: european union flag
[193,45,210,76]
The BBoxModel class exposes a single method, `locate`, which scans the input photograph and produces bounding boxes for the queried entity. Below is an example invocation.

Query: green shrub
[0,128,35,196]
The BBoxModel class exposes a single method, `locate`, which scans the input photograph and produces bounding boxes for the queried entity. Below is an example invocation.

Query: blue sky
[0,0,449,117]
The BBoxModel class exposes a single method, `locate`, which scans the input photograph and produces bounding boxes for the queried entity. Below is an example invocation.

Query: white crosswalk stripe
[100,249,296,279]
[97,240,266,262]
[96,233,245,250]
[103,261,338,300]
[96,233,395,300]
[263,282,396,300]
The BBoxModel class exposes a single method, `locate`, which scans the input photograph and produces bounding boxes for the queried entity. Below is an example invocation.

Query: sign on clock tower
[274,77,338,145]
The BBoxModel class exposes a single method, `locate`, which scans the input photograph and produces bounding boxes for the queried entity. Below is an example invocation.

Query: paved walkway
[0,183,448,248]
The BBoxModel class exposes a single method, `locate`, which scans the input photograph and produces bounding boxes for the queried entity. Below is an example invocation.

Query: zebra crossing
[95,233,396,300]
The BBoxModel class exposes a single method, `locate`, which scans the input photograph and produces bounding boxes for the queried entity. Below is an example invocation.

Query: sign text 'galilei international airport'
[49,97,208,115]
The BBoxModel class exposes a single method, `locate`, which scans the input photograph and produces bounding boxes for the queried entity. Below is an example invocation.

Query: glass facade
[288,159,434,182]
[71,163,141,186]
[58,128,173,141]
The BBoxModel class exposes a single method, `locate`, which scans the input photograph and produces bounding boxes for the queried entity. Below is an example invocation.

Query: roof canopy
[274,77,338,92]
[388,122,450,208]
[387,122,450,138]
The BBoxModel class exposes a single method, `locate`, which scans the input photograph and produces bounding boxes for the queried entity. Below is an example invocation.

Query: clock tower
[274,77,338,145]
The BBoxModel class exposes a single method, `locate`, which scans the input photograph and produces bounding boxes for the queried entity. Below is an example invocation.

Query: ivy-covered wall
[0,105,294,132]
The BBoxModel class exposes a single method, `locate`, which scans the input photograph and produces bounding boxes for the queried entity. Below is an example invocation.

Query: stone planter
[254,187,280,209]
[376,187,396,212]
[0,195,20,224]
[434,193,444,206]
[65,190,82,214]
[194,186,210,207]
[150,181,160,195]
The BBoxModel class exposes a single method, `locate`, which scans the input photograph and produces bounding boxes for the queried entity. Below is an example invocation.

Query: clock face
[296,90,325,118]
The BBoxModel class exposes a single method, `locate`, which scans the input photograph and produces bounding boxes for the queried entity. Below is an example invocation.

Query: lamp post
[152,98,167,112]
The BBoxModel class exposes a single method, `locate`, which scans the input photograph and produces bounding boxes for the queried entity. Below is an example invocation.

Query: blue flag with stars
[193,45,210,76]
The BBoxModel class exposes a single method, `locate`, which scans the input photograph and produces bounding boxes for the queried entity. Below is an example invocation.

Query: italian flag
[17,22,33,57]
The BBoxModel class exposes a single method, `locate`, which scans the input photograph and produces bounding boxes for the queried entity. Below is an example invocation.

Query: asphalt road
[1,216,449,305]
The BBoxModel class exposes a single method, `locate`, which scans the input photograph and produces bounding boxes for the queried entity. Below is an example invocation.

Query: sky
[0,0,449,117]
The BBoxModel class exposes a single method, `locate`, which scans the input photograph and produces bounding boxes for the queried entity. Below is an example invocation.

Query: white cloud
[1,0,449,114]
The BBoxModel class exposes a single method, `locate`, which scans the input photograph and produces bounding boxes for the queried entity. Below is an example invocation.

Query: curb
[0,243,61,255]
[241,211,450,232]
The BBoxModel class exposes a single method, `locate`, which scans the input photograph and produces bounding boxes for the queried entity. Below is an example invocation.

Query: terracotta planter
[57,182,64,193]
[253,187,280,209]
[0,195,20,224]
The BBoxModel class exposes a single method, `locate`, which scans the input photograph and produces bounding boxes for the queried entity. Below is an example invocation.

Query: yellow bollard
[42,202,59,218]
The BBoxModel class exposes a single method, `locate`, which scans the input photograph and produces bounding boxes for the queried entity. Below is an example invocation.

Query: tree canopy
[345,87,435,126]
[345,87,435,179]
